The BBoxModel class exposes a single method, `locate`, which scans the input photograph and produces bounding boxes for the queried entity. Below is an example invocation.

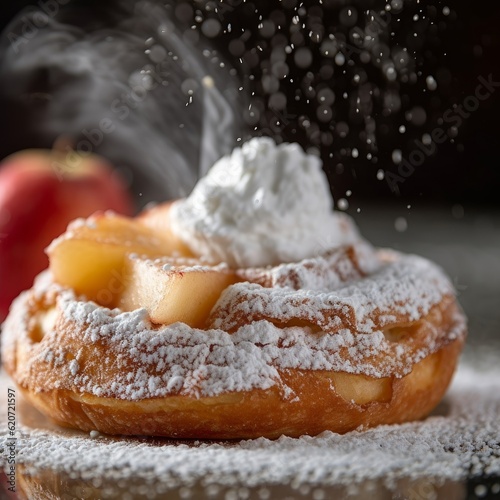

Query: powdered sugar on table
[0,354,499,498]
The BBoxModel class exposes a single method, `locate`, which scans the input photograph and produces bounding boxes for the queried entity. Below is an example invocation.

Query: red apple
[0,149,134,322]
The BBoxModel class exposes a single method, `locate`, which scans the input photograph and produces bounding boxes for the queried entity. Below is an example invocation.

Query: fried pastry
[1,138,466,438]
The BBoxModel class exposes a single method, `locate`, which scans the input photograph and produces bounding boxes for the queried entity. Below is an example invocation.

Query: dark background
[0,0,499,208]
[1,5,499,498]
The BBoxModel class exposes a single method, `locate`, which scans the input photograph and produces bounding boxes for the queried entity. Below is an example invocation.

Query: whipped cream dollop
[170,137,358,267]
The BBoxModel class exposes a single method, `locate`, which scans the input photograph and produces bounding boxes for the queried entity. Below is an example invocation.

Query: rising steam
[0,0,243,206]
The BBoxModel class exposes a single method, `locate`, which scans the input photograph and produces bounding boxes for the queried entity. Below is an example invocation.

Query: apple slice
[137,200,197,254]
[119,256,239,327]
[137,201,176,231]
[328,372,392,405]
[0,148,134,322]
[48,213,193,306]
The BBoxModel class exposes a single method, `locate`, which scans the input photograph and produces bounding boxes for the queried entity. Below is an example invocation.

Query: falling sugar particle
[317,105,332,122]
[201,18,221,38]
[391,0,404,11]
[179,0,459,179]
[334,53,345,66]
[443,6,451,16]
[336,122,349,138]
[294,47,313,69]
[272,61,289,79]
[426,75,437,91]
[269,92,287,110]
[317,88,335,105]
[376,169,385,180]
[385,66,397,81]
[320,40,337,58]
[339,8,358,27]
[202,76,215,88]
[148,45,167,63]
[395,217,408,232]
[474,485,488,497]
[337,198,349,210]
[392,149,402,164]
[181,78,199,96]
[407,107,427,126]
[422,133,432,146]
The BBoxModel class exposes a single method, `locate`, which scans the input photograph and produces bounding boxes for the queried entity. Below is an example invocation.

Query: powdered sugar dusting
[128,254,231,273]
[5,282,462,403]
[1,357,498,496]
[3,241,463,402]
[238,241,380,290]
[212,252,454,334]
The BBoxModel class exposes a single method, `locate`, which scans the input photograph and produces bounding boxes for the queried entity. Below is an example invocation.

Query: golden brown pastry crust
[2,281,465,439]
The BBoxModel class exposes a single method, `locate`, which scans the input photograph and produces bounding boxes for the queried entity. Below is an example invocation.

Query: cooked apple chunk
[328,372,392,405]
[119,256,239,327]
[136,201,175,231]
[48,213,193,306]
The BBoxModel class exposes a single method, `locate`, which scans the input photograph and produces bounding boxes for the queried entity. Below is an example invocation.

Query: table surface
[354,204,500,349]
